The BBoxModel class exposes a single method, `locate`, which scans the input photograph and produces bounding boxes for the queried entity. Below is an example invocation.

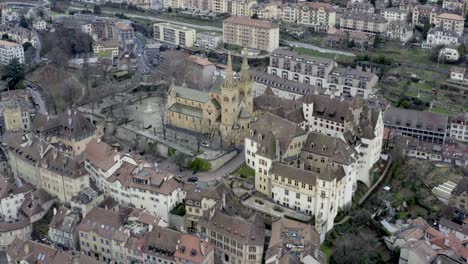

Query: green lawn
[235,164,255,179]
[293,47,355,64]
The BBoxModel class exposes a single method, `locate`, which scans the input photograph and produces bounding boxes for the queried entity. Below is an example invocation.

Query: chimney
[53,207,57,216]
[200,239,205,256]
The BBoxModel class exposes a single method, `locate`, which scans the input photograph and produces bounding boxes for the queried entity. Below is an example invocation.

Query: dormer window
[310,143,315,149]
[250,130,255,137]
[322,146,327,152]
[258,134,264,140]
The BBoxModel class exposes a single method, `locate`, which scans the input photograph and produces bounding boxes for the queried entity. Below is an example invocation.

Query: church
[166,52,254,145]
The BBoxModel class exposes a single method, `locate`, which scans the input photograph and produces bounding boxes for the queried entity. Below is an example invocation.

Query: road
[67,7,223,32]
[25,84,47,114]
[197,151,245,182]
[133,34,153,73]
[32,29,41,64]
[285,40,356,57]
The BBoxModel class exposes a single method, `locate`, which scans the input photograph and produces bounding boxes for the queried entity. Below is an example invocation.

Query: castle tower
[220,52,240,139]
[238,51,254,114]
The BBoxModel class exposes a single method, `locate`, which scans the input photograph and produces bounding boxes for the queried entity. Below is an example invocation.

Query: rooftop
[223,16,279,29]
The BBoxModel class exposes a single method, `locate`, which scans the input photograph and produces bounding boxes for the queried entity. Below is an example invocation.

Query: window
[296,193,300,199]
[248,255,256,260]
[249,246,256,252]
[285,190,289,195]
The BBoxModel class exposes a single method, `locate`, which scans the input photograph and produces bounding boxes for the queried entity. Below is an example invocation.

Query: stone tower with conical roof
[238,51,254,114]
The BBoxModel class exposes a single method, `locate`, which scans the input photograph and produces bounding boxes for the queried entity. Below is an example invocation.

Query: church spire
[223,51,234,88]
[240,49,249,83]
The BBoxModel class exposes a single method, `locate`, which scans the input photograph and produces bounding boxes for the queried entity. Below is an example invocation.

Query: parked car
[201,142,210,147]
[187,176,198,183]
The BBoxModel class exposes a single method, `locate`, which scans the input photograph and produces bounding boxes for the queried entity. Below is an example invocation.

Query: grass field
[235,164,255,179]
[293,47,355,64]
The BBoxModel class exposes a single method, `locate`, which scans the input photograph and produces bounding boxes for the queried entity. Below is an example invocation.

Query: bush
[189,158,211,172]
[171,204,186,216]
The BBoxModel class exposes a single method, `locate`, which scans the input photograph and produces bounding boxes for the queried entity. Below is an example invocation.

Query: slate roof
[31,110,96,140]
[384,107,448,133]
[302,132,357,165]
[169,85,209,103]
[168,103,203,118]
[77,207,129,242]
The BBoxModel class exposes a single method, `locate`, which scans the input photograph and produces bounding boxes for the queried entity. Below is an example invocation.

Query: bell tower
[238,51,254,114]
[220,52,239,137]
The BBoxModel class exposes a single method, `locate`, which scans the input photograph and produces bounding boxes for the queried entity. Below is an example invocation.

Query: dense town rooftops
[49,206,80,234]
[39,149,87,179]
[436,12,464,20]
[31,110,96,140]
[301,2,336,12]
[329,67,377,81]
[174,234,213,263]
[250,70,327,96]
[78,207,129,241]
[0,39,22,48]
[0,177,33,200]
[253,89,304,124]
[198,209,265,246]
[303,132,357,165]
[84,138,119,171]
[340,11,388,23]
[223,16,279,29]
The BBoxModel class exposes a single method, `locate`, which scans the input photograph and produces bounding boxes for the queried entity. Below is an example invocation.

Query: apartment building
[327,67,378,98]
[381,8,409,22]
[31,110,96,156]
[267,49,378,99]
[410,5,438,26]
[339,11,388,34]
[0,177,33,222]
[107,161,186,222]
[78,207,130,263]
[2,132,49,186]
[422,27,460,49]
[384,107,449,144]
[278,2,336,31]
[434,13,465,36]
[223,16,279,52]
[442,0,465,14]
[250,3,280,20]
[115,21,135,46]
[268,49,335,87]
[450,112,468,142]
[33,19,47,31]
[2,99,34,131]
[196,32,222,49]
[0,40,24,65]
[198,208,265,264]
[185,185,225,230]
[48,206,81,250]
[211,0,256,16]
[347,2,375,13]
[154,23,197,47]
[250,70,327,100]
[38,148,90,203]
[386,21,414,43]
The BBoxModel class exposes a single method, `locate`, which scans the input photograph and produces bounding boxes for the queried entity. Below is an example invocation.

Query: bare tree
[173,152,189,172]
[62,78,77,107]
[99,57,113,81]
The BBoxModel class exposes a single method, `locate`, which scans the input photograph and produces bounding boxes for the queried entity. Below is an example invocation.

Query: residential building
[268,48,335,87]
[174,234,215,264]
[48,206,81,250]
[211,0,256,16]
[83,138,135,195]
[278,3,336,31]
[450,66,468,82]
[266,218,326,263]
[0,40,24,65]
[154,23,197,47]
[434,13,464,36]
[449,178,468,213]
[167,53,254,145]
[442,0,465,14]
[70,185,105,217]
[106,161,185,222]
[450,113,468,142]
[223,16,279,52]
[196,32,222,49]
[115,21,135,46]
[347,2,375,13]
[327,67,379,98]
[0,189,55,250]
[93,40,119,58]
[410,4,438,26]
[383,107,449,144]
[422,27,460,49]
[78,207,131,263]
[386,21,413,42]
[339,11,388,34]
[185,185,225,230]
[7,27,37,47]
[7,238,100,264]
[188,55,217,85]
[0,177,33,222]
[381,8,409,22]
[31,110,96,156]
[198,208,265,264]
[2,132,49,186]
[440,46,461,62]
[250,70,327,100]
[37,148,90,203]
[249,3,280,20]
[439,218,468,241]
[0,6,19,23]
[32,19,47,31]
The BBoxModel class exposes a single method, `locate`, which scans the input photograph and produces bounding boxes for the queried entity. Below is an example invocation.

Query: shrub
[189,158,211,172]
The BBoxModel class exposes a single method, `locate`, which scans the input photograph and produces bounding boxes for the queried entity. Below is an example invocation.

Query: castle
[167,52,254,145]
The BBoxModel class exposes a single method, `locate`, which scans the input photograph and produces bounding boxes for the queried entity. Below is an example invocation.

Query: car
[144,124,152,129]
[201,142,210,147]
[187,176,198,183]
